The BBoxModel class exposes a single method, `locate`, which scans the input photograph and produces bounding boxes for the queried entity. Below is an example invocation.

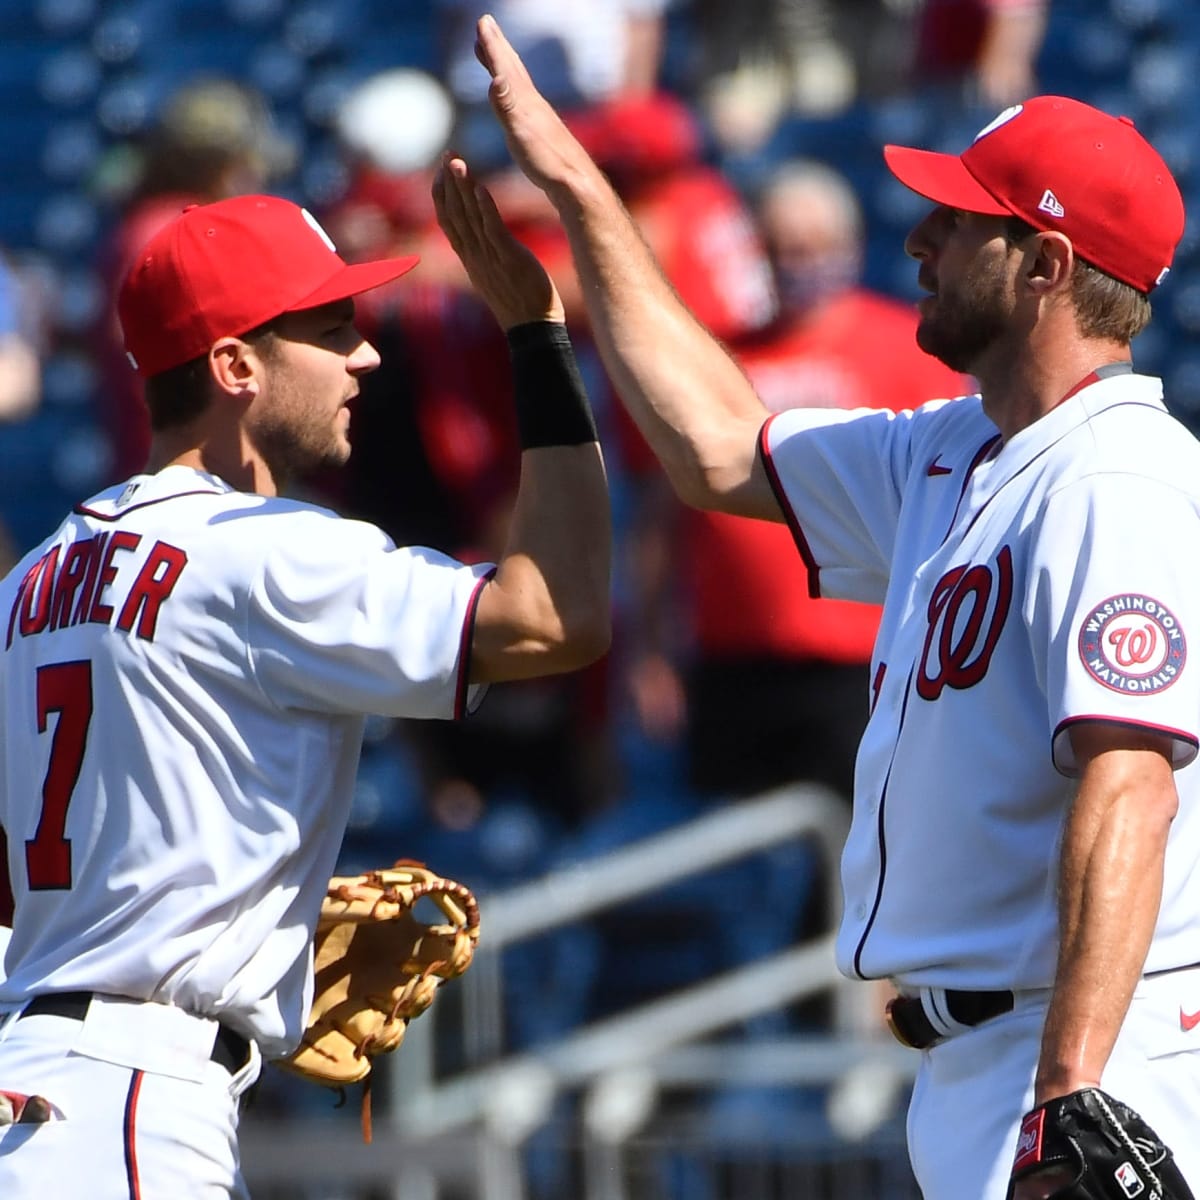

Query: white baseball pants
[0,995,261,1198]
[905,966,1200,1199]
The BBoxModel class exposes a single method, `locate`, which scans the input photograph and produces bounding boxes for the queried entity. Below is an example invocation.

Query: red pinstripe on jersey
[758,415,822,598]
[123,1071,144,1200]
[454,569,495,719]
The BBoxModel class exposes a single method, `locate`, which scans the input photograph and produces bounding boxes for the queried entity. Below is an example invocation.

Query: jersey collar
[990,366,1161,470]
[76,465,234,520]
[955,369,1164,521]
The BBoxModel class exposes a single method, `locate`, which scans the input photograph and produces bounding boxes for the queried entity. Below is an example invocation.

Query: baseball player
[0,162,610,1193]
[472,16,1200,1200]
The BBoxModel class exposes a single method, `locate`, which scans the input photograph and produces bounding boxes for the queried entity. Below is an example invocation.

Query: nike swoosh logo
[1182,1007,1200,1032]
[927,455,953,477]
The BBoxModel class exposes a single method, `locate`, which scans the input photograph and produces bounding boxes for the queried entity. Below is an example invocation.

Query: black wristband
[506,321,599,450]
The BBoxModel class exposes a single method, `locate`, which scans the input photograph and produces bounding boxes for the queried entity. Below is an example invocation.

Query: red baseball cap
[118,194,419,377]
[883,96,1185,294]
[566,92,702,178]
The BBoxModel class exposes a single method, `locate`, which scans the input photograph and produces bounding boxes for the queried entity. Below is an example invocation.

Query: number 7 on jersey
[28,660,93,890]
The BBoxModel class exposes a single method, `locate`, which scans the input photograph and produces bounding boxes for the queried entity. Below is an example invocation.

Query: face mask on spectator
[773,251,861,317]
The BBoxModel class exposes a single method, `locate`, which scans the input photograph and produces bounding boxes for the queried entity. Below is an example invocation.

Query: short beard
[260,434,350,489]
[247,371,351,488]
[254,423,350,489]
[915,255,1011,373]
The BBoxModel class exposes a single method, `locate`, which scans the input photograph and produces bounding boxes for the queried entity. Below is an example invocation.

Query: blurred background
[1,1,1197,1196]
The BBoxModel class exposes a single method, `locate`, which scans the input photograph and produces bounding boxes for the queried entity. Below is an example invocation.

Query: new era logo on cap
[1037,189,1065,219]
[882,95,1185,294]
[118,195,418,378]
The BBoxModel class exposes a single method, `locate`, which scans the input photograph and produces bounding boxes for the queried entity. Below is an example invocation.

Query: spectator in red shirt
[566,91,778,339]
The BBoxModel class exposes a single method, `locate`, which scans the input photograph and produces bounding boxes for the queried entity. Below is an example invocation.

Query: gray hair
[754,159,865,245]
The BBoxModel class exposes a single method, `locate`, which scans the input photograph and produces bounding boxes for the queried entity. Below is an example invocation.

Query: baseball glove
[1008,1087,1195,1199]
[279,859,480,1140]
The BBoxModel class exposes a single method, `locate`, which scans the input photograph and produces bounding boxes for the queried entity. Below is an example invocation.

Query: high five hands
[432,153,564,330]
[471,13,599,207]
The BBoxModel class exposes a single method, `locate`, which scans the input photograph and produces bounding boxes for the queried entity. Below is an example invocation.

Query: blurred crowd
[6,0,1187,1169]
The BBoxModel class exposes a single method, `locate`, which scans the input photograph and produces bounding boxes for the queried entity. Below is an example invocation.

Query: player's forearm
[1036,746,1176,1103]
[553,172,771,514]
[472,441,611,681]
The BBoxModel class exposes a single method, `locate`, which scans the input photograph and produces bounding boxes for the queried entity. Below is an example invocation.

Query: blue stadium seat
[89,10,143,67]
[766,103,877,174]
[40,117,104,183]
[502,925,601,1047]
[301,67,360,129]
[1166,353,1200,431]
[282,0,356,60]
[559,790,820,1022]
[342,739,425,842]
[1039,13,1133,91]
[224,0,286,28]
[0,408,89,549]
[1166,271,1200,336]
[0,187,54,247]
[1108,0,1169,35]
[33,192,101,255]
[869,174,930,236]
[41,350,100,410]
[1130,322,1170,378]
[0,108,68,185]
[358,0,438,70]
[867,96,934,153]
[1129,42,1198,113]
[94,70,174,136]
[32,0,97,38]
[0,36,60,106]
[49,420,114,496]
[248,41,308,101]
[1144,120,1196,190]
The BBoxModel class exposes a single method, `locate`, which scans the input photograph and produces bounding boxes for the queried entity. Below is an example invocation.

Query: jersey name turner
[7,532,186,648]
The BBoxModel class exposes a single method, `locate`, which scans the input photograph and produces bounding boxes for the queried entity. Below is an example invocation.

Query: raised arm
[433,155,611,683]
[474,14,778,520]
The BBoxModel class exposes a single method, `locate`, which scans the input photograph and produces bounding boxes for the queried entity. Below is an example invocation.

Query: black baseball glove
[1008,1088,1194,1199]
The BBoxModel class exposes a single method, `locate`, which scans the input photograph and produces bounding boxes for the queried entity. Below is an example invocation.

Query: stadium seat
[40,117,104,183]
[32,0,98,37]
[1166,354,1200,431]
[1129,42,1197,112]
[36,43,103,109]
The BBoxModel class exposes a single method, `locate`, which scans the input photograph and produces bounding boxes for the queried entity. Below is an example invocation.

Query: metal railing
[241,785,918,1199]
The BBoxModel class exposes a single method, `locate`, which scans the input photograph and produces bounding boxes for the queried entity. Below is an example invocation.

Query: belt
[886,989,1015,1050]
[19,991,251,1076]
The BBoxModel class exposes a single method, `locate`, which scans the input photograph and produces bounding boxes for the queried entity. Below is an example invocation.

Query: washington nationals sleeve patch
[1078,594,1186,694]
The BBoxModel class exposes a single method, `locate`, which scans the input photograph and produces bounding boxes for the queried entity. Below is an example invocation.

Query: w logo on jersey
[917,546,1013,701]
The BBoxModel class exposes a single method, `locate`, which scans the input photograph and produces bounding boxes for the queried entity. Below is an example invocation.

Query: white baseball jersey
[0,465,491,1057]
[762,367,1200,990]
